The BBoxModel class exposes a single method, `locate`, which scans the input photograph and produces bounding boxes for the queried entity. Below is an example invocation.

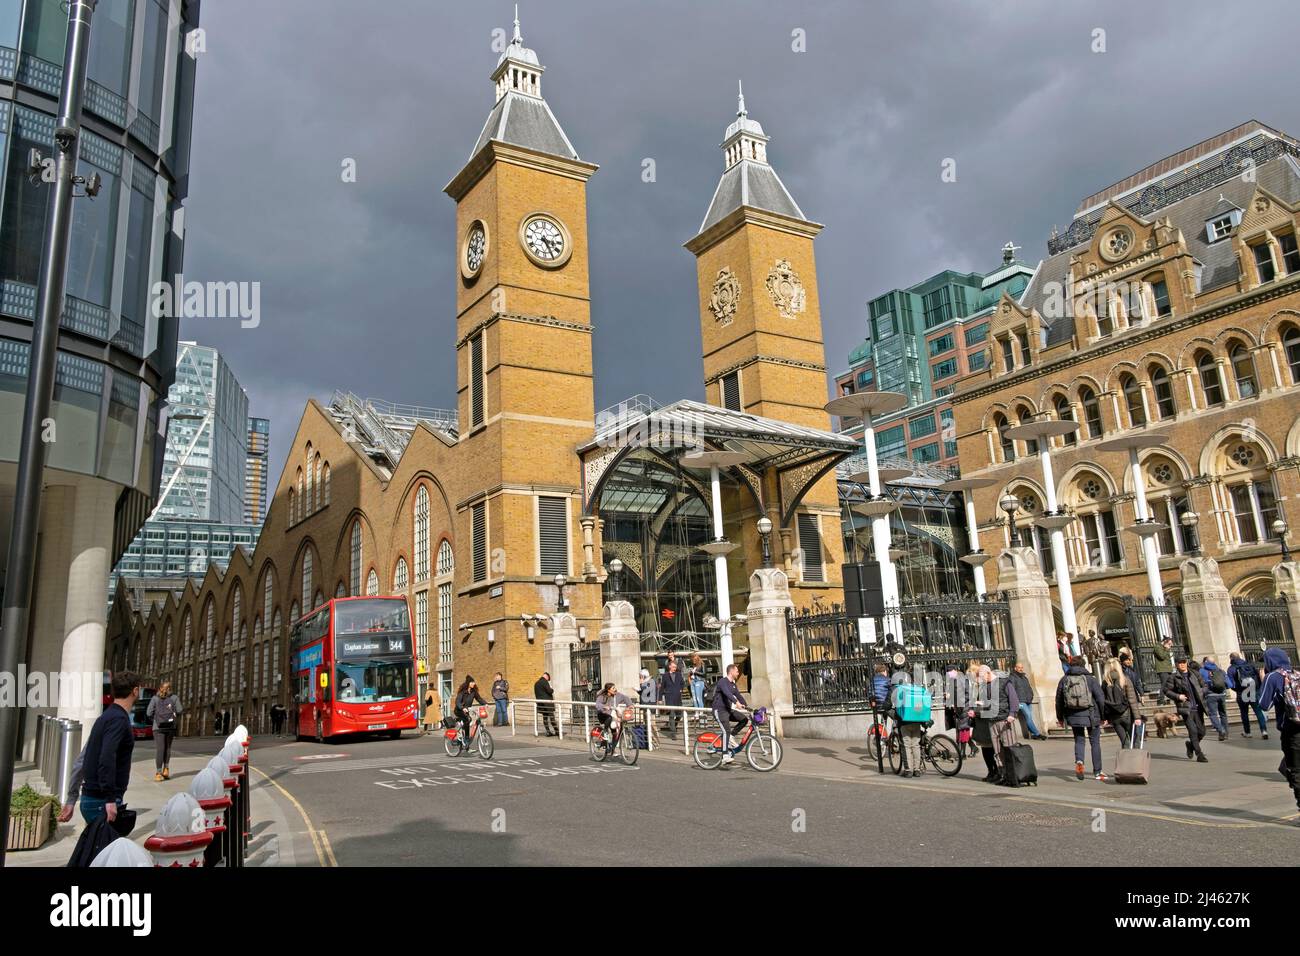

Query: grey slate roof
[1023,146,1300,348]
[470,91,579,161]
[698,160,807,233]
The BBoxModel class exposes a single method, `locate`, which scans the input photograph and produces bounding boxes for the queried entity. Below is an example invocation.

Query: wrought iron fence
[1232,598,1297,666]
[570,643,601,703]
[786,595,1014,714]
[1124,597,1188,692]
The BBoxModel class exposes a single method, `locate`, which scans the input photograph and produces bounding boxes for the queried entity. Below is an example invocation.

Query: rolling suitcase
[1000,744,1038,786]
[1115,722,1151,784]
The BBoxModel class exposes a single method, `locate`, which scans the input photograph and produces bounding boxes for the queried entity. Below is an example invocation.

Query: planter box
[7,806,51,851]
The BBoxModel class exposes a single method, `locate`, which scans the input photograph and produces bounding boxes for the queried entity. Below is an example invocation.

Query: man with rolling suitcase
[1115,721,1151,784]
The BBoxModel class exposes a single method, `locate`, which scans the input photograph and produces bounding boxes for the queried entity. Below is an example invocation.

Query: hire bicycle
[444,706,494,759]
[692,706,782,771]
[590,703,639,765]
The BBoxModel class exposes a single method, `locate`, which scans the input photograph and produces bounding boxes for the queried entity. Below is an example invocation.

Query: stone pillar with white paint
[745,566,795,735]
[998,547,1063,732]
[599,600,640,695]
[1179,557,1241,663]
[543,612,579,699]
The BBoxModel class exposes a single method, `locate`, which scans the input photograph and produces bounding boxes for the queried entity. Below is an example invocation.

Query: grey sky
[178,0,1300,488]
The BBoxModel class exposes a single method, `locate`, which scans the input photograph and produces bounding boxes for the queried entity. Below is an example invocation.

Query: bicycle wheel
[618,727,639,766]
[865,726,883,762]
[590,731,609,762]
[926,734,962,777]
[443,733,461,757]
[745,731,783,772]
[692,736,724,770]
[886,732,904,775]
[476,728,494,760]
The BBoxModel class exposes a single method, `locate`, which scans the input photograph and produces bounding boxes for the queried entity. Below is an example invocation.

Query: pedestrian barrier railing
[508,697,744,756]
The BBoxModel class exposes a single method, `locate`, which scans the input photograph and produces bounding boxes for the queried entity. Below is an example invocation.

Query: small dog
[1151,713,1179,738]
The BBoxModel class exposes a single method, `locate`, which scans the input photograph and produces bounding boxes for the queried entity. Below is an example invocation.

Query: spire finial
[512,4,522,44]
[737,79,746,117]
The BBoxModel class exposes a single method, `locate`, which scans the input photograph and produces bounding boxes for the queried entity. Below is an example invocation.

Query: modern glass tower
[244,416,269,525]
[0,0,200,753]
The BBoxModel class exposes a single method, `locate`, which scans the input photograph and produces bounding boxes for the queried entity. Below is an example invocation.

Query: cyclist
[712,662,751,764]
[454,675,487,749]
[594,682,632,752]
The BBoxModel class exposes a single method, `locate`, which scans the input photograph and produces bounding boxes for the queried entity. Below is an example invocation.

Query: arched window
[1121,374,1145,427]
[313,589,324,610]
[314,454,322,510]
[182,609,192,658]
[436,541,454,667]
[1149,365,1176,419]
[288,487,296,525]
[295,468,304,520]
[304,444,314,512]
[994,414,1014,462]
[322,463,331,505]
[366,569,379,596]
[302,550,314,611]
[394,557,409,592]
[1068,472,1121,569]
[271,609,282,687]
[1217,438,1280,545]
[1197,350,1224,406]
[350,521,363,596]
[414,487,430,583]
[1229,342,1257,399]
[1079,386,1102,439]
[205,602,215,659]
[1053,395,1076,446]
[335,581,346,599]
[1283,323,1300,385]
[289,601,299,627]
[1017,407,1038,454]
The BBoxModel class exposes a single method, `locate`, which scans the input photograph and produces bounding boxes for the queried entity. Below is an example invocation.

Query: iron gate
[1232,598,1297,665]
[1124,597,1188,692]
[570,642,601,702]
[787,595,1014,714]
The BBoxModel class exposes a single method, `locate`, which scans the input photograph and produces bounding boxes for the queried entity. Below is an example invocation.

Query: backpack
[894,683,933,723]
[1063,674,1092,712]
[1102,679,1129,719]
[1232,664,1256,700]
[1209,668,1227,694]
[1282,669,1300,723]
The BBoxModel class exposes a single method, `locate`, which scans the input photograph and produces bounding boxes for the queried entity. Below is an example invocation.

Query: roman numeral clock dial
[460,219,488,280]
[519,212,573,268]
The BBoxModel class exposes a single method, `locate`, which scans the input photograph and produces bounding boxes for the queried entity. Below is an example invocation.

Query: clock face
[461,220,487,279]
[519,213,571,267]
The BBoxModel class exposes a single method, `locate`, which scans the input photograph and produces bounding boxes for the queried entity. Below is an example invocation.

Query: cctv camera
[54,125,77,152]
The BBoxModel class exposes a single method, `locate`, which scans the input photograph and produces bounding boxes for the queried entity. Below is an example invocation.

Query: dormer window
[1204,204,1241,242]
[1149,277,1171,317]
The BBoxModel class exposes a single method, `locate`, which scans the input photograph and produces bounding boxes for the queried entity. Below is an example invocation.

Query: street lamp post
[1274,518,1292,562]
[825,391,908,638]
[756,516,774,569]
[1098,433,1173,610]
[938,476,999,598]
[681,449,751,670]
[607,557,624,596]
[0,0,99,865]
[553,573,568,610]
[1003,419,1081,652]
[1180,510,1201,557]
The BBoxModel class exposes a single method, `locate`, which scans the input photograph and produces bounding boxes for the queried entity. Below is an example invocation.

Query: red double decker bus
[290,596,419,742]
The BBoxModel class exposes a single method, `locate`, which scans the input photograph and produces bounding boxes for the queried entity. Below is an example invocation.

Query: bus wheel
[387,729,401,740]
[315,714,324,744]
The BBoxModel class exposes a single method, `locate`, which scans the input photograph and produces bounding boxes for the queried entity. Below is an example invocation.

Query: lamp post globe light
[608,557,624,596]
[756,515,774,568]
[1274,518,1292,562]
[1180,510,1201,556]
[554,573,567,608]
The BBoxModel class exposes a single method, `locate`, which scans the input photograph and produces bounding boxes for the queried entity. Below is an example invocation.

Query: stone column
[59,482,117,730]
[543,612,579,699]
[745,567,795,735]
[21,486,75,761]
[997,547,1063,733]
[599,600,640,694]
[1272,562,1300,649]
[579,516,598,579]
[1179,557,1241,663]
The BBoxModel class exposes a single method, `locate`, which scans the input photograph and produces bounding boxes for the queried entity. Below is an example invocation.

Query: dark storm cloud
[178,0,1300,482]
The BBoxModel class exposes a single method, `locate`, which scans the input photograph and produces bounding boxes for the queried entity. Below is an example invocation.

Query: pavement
[12,721,1297,866]
[8,736,307,867]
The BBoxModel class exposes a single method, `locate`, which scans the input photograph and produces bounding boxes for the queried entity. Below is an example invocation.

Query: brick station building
[951,121,1300,655]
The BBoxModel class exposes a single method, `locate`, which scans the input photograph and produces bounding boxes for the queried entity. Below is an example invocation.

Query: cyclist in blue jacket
[712,663,751,765]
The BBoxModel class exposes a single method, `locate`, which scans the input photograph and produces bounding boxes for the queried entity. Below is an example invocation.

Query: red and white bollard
[145,792,212,867]
[206,754,238,866]
[190,767,232,867]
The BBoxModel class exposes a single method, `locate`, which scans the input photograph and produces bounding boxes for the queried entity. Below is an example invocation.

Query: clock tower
[443,10,599,681]
[685,85,844,597]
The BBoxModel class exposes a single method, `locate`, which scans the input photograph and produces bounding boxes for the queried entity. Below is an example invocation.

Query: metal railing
[1125,597,1189,691]
[508,697,731,756]
[1232,597,1297,664]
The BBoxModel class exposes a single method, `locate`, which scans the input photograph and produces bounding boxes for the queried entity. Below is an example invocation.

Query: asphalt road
[202,723,1300,867]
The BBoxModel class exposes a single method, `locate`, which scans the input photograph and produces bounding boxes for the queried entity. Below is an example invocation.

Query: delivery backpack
[893,684,933,723]
[1063,674,1092,711]
[1283,669,1300,722]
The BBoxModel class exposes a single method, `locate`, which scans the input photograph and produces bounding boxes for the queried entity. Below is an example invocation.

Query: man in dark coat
[1163,656,1209,762]
[533,672,557,736]
[1055,657,1107,780]
[1152,637,1174,701]
[80,671,141,825]
[658,659,685,737]
[1009,662,1047,740]
[1118,652,1144,697]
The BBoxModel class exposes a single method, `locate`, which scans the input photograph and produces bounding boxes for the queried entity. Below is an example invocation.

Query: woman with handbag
[422,685,442,735]
[146,681,182,781]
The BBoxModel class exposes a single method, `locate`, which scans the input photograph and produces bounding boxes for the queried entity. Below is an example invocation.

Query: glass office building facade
[0,0,199,548]
[245,416,269,524]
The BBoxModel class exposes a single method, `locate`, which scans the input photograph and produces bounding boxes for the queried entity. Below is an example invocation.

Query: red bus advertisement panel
[291,597,418,742]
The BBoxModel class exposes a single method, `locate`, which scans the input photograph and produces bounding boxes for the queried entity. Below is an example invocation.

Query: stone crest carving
[764,259,806,319]
[709,267,741,326]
